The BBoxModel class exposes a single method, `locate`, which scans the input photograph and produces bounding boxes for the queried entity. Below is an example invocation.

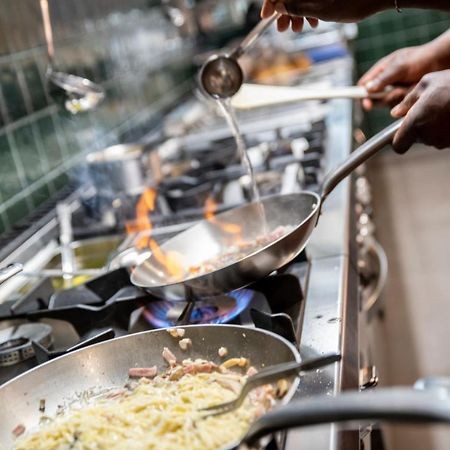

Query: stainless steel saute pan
[0,325,301,449]
[132,120,402,300]
[2,324,450,450]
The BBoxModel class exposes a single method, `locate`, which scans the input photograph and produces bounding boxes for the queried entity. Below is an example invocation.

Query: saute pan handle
[321,120,403,203]
[242,388,450,447]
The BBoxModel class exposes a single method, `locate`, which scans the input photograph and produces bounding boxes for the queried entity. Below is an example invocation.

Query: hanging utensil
[199,12,281,98]
[39,0,104,114]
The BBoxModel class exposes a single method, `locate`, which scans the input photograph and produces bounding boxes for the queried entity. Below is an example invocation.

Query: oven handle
[362,238,388,313]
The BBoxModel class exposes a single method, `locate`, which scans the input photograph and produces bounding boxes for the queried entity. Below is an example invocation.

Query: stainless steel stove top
[0,57,359,450]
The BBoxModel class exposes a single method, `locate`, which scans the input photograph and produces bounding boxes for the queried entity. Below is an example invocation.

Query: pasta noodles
[13,358,276,450]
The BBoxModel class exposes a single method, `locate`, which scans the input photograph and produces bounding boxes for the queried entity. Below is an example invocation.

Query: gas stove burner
[0,323,53,367]
[143,289,254,328]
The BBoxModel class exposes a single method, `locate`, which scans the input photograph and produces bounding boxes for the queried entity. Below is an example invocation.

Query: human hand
[391,70,450,153]
[260,0,318,32]
[358,45,443,110]
[260,0,389,30]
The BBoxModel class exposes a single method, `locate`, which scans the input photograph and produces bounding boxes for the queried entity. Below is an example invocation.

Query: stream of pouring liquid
[216,99,267,228]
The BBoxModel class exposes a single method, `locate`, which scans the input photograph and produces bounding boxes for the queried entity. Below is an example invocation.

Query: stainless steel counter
[286,60,360,450]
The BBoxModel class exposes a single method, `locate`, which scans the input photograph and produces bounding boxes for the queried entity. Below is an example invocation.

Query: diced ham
[168,366,184,381]
[218,347,228,357]
[162,347,177,367]
[178,338,192,351]
[12,424,25,438]
[195,362,216,373]
[167,328,186,338]
[183,360,217,375]
[183,364,196,375]
[246,366,258,377]
[128,366,158,378]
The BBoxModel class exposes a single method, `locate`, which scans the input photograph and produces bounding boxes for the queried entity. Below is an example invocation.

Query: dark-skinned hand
[358,31,450,110]
[260,0,389,30]
[391,70,450,153]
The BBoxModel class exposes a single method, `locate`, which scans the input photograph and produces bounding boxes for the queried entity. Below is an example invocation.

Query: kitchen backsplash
[0,0,197,236]
[1,2,448,235]
[356,8,450,134]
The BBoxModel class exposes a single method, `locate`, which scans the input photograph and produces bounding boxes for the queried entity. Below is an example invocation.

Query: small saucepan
[131,120,402,300]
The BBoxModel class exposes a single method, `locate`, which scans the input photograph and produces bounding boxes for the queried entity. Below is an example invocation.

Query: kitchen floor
[368,144,450,450]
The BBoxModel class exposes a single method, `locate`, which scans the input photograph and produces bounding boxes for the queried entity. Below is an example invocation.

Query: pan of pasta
[0,324,302,450]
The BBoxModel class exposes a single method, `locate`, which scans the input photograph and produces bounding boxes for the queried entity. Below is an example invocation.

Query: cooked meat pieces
[128,367,158,378]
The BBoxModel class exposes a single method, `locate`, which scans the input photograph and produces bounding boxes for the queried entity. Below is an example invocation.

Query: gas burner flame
[204,197,241,235]
[143,289,254,328]
[126,187,245,282]
[126,188,184,279]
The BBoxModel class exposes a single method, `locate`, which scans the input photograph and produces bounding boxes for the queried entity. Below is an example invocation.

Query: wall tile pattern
[356,9,450,134]
[0,0,196,235]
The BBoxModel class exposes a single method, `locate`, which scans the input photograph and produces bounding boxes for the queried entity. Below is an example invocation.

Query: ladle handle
[321,119,402,202]
[243,388,450,447]
[40,0,55,65]
[231,12,281,60]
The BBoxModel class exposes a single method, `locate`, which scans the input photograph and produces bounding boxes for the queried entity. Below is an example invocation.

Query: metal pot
[86,144,146,196]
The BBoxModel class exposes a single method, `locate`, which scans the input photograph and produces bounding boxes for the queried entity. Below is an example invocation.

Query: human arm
[261,0,450,29]
[358,30,450,110]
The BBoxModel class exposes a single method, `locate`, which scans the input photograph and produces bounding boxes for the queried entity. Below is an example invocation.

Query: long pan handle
[242,388,450,447]
[321,120,402,203]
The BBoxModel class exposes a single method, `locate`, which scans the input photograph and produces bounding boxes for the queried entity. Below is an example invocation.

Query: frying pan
[2,325,450,450]
[0,325,300,449]
[131,120,402,300]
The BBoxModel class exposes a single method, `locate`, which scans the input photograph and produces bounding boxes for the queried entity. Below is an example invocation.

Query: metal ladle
[39,0,105,114]
[199,12,281,98]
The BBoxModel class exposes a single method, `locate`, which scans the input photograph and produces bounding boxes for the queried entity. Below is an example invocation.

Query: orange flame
[126,188,184,280]
[204,197,241,235]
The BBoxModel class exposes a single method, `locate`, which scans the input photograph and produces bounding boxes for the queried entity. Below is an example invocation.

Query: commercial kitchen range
[0,32,384,450]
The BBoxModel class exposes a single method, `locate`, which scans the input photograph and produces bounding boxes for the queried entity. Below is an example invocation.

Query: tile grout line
[0,78,191,217]
[0,105,57,139]
[5,131,34,213]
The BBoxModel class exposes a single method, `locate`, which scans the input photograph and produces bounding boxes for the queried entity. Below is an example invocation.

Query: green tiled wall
[356,9,450,134]
[0,0,195,236]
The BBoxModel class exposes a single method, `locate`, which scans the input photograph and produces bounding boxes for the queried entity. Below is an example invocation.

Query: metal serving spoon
[39,0,104,113]
[201,353,341,417]
[199,12,281,98]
